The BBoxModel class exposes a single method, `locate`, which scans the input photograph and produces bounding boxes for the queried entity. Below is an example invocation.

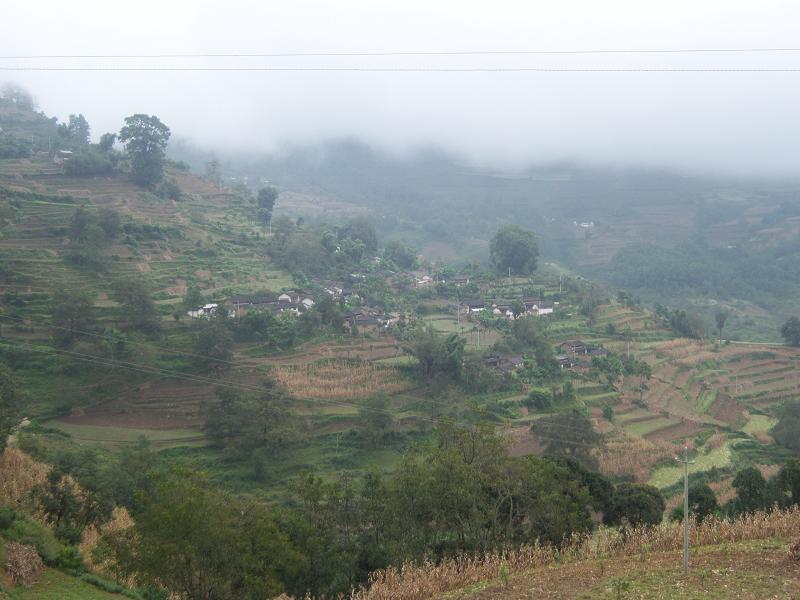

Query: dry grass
[273,359,411,400]
[5,542,44,586]
[595,437,676,482]
[347,506,800,600]
[0,448,49,507]
[79,506,134,579]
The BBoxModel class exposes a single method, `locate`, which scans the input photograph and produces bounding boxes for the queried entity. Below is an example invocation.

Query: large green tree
[113,279,160,331]
[781,317,800,347]
[109,468,299,599]
[203,383,302,456]
[489,225,539,276]
[118,114,171,187]
[406,325,465,382]
[732,466,767,513]
[606,483,665,527]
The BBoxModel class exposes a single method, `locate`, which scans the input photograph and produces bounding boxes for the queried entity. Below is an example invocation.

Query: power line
[2,66,800,73]
[4,48,800,59]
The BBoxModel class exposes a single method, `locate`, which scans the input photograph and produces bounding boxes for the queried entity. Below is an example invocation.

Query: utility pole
[675,446,695,575]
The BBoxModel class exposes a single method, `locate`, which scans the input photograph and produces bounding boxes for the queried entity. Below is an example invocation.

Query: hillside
[2,96,800,598]
[199,140,800,341]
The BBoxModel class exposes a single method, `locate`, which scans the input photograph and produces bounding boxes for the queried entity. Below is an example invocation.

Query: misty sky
[3,1,800,174]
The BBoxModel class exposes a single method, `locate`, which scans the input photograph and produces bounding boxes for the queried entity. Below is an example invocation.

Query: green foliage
[203,383,302,457]
[113,279,160,332]
[118,114,171,187]
[525,388,553,410]
[779,458,800,505]
[61,113,91,145]
[109,467,300,599]
[606,483,665,528]
[772,402,800,453]
[688,482,718,523]
[0,132,32,158]
[490,225,539,275]
[732,467,767,513]
[339,217,378,253]
[51,289,95,347]
[406,324,465,382]
[383,240,418,269]
[192,318,234,371]
[781,317,800,346]
[532,411,601,470]
[357,394,395,448]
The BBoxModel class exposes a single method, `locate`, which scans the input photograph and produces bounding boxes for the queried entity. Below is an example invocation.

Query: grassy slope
[4,569,124,599]
[448,539,797,599]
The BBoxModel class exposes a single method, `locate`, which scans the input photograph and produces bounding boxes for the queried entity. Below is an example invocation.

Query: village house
[558,339,608,357]
[484,353,525,373]
[461,299,486,315]
[343,307,389,333]
[188,303,219,319]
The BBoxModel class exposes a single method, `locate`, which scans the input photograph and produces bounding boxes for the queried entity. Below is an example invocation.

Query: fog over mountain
[4,0,800,174]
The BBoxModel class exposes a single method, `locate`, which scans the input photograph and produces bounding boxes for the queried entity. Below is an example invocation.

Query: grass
[625,417,677,437]
[742,414,778,435]
[6,568,125,599]
[44,421,207,449]
[649,443,733,488]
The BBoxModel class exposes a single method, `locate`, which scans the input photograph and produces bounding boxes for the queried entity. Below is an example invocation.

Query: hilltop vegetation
[186,139,800,341]
[2,86,800,597]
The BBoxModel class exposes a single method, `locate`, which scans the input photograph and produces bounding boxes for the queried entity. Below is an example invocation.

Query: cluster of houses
[343,307,399,333]
[188,290,316,319]
[555,339,608,369]
[461,297,555,320]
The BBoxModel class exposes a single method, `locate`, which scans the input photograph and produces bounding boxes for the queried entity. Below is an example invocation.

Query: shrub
[64,150,116,176]
[57,545,86,571]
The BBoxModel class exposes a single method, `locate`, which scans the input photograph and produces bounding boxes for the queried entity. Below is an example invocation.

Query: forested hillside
[179,140,800,341]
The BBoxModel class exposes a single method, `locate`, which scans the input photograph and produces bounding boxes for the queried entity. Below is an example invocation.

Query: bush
[56,545,86,571]
[525,388,553,410]
[64,150,116,176]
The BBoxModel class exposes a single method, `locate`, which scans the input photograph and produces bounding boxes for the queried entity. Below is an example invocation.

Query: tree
[339,218,378,253]
[772,402,800,453]
[51,289,95,346]
[383,241,417,269]
[0,365,19,452]
[66,114,90,145]
[113,279,160,331]
[98,133,116,152]
[781,317,800,347]
[511,299,526,319]
[257,186,279,229]
[205,159,222,187]
[779,458,800,505]
[406,325,465,382]
[606,483,665,527]
[489,225,539,276]
[108,468,299,599]
[714,307,729,343]
[192,318,233,371]
[357,394,395,448]
[688,483,717,524]
[531,411,602,470]
[203,382,301,456]
[118,114,171,187]
[732,467,766,513]
[0,83,36,111]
